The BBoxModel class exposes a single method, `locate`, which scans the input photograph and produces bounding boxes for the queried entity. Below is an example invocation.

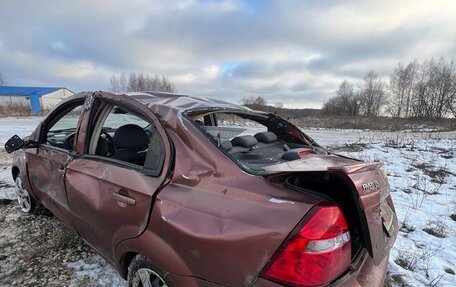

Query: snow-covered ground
[0,117,43,145]
[331,137,455,286]
[0,118,455,286]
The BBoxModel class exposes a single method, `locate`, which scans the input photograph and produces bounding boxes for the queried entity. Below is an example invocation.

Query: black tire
[14,173,51,216]
[14,175,36,213]
[128,254,172,287]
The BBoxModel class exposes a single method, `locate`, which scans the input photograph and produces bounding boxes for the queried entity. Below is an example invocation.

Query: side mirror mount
[4,135,37,153]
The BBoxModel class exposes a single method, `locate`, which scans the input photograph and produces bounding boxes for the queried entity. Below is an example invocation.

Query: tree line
[323,58,456,119]
[109,72,176,93]
[0,71,176,93]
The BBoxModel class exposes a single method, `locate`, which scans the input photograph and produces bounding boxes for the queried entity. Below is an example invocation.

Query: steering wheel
[63,132,76,150]
[100,130,115,157]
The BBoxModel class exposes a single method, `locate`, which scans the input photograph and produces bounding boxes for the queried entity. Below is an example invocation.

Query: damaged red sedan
[6,91,398,287]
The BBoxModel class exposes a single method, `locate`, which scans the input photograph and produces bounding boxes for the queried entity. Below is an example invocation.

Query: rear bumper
[252,249,389,287]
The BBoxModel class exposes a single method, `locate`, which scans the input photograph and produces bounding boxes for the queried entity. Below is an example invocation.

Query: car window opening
[187,110,325,171]
[88,103,164,173]
[44,102,84,150]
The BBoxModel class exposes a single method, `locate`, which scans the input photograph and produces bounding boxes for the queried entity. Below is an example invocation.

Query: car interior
[189,111,324,170]
[88,105,157,167]
[44,101,163,170]
[45,103,83,150]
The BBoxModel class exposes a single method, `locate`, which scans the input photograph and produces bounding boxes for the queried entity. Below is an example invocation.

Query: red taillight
[298,150,313,157]
[263,204,351,286]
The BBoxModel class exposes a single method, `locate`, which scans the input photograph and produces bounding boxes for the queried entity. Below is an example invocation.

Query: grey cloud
[0,0,455,108]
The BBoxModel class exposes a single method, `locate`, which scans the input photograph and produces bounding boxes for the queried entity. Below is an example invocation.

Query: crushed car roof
[124,91,251,112]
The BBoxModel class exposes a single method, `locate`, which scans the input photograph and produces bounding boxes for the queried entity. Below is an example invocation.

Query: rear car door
[26,99,85,232]
[65,94,170,258]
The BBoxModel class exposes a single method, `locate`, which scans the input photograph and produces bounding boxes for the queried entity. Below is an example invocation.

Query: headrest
[220,140,233,151]
[113,124,149,149]
[96,137,109,155]
[254,132,278,143]
[231,135,258,148]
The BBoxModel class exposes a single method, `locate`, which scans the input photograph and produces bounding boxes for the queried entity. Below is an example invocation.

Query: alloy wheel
[15,177,32,213]
[132,268,168,287]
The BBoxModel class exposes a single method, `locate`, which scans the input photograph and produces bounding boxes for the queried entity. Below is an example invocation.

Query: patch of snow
[0,116,43,144]
[0,167,15,200]
[67,255,126,287]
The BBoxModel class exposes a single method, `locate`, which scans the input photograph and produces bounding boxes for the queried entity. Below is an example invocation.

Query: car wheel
[15,176,36,213]
[128,254,171,287]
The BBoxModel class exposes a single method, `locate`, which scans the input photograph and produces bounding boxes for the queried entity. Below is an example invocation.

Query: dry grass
[292,115,456,131]
[444,268,455,275]
[411,161,452,185]
[329,143,368,152]
[450,214,456,221]
[0,103,32,116]
[399,208,416,235]
[394,241,441,274]
[394,245,422,272]
[422,220,447,238]
[384,273,410,287]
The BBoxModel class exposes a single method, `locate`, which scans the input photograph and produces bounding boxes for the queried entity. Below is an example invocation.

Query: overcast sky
[0,0,455,108]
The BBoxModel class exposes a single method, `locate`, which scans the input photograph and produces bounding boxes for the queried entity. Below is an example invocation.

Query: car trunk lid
[265,154,398,265]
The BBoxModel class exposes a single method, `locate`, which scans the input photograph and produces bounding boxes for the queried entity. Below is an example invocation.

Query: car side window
[44,103,84,150]
[88,104,165,174]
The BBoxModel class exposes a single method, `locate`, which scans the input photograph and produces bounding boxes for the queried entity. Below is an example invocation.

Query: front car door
[26,98,86,232]
[65,93,170,259]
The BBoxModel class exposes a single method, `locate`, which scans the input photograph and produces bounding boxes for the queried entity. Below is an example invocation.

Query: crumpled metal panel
[135,105,319,286]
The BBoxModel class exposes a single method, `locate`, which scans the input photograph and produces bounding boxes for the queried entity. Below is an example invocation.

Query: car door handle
[112,192,136,205]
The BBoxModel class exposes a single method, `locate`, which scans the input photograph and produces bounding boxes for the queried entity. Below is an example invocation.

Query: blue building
[0,86,74,114]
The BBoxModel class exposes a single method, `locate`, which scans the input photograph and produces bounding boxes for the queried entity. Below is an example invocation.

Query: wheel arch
[119,251,138,279]
[11,166,20,180]
[115,229,193,278]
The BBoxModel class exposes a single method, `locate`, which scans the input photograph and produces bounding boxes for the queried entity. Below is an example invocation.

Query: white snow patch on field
[67,256,127,287]
[333,137,456,286]
[0,117,43,144]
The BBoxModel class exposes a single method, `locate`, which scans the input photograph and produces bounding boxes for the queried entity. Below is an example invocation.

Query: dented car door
[64,93,170,258]
[27,99,86,232]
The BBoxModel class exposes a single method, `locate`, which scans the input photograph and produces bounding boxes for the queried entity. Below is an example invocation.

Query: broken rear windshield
[186,109,325,172]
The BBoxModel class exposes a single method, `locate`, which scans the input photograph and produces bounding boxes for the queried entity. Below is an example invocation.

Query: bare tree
[324,58,456,119]
[242,96,267,105]
[404,61,418,117]
[359,71,385,117]
[449,97,456,117]
[322,96,343,115]
[241,96,268,106]
[432,59,455,119]
[109,73,128,93]
[274,102,284,109]
[241,96,268,111]
[388,61,416,117]
[322,80,360,116]
[408,58,456,119]
[337,80,359,116]
[0,72,5,85]
[109,72,176,93]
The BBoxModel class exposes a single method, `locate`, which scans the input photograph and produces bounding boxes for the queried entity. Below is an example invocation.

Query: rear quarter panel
[116,121,319,286]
